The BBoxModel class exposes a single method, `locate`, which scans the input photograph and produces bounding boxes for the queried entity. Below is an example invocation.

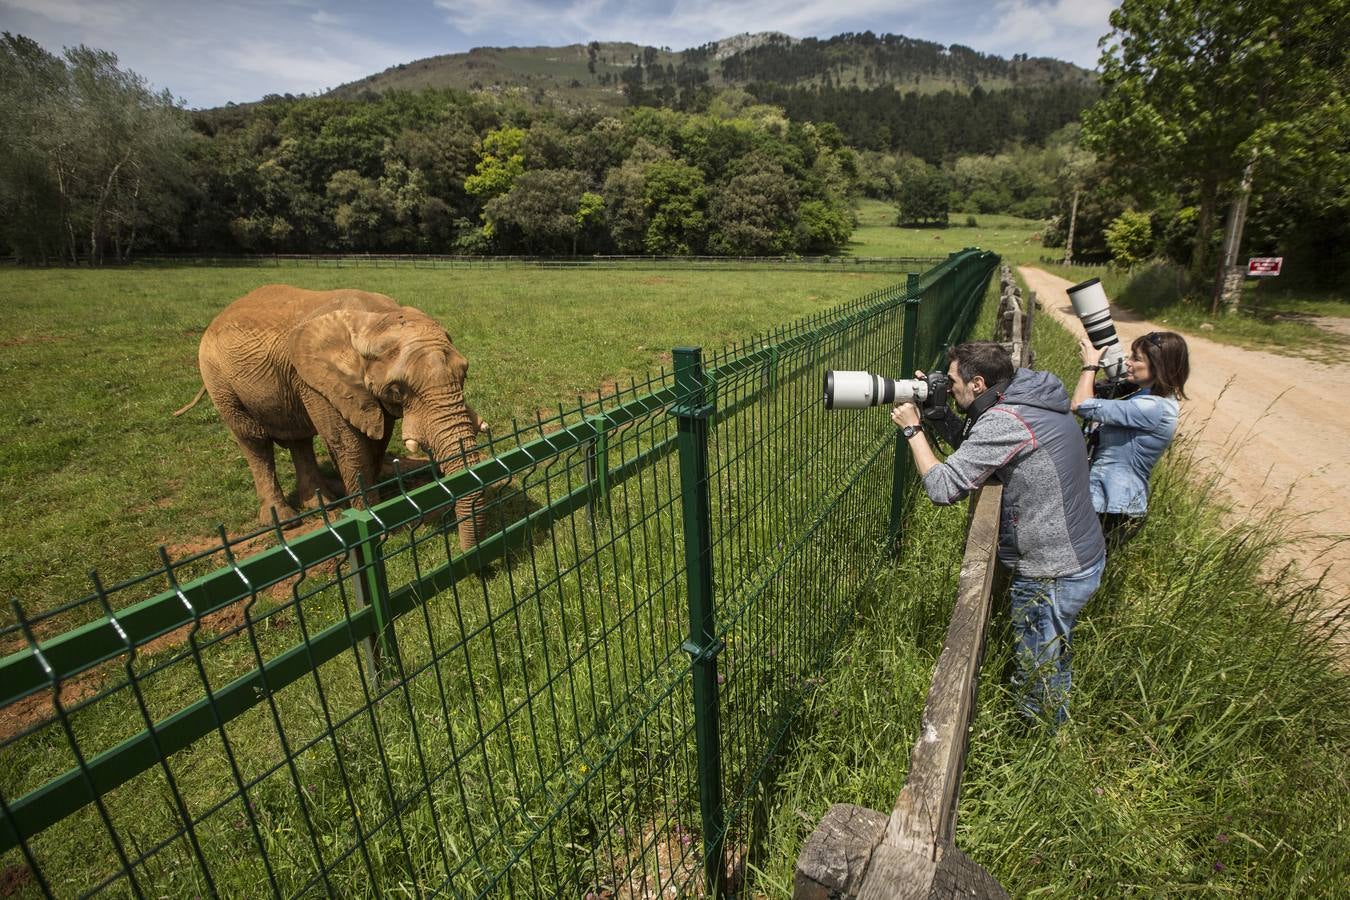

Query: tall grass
[750,281,1350,896]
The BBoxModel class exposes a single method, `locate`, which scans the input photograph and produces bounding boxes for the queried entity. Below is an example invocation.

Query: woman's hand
[1079,337,1106,367]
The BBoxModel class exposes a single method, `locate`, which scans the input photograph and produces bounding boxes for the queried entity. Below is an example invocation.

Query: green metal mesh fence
[0,249,998,897]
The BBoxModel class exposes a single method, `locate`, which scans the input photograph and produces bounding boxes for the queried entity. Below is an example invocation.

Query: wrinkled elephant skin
[193,284,486,545]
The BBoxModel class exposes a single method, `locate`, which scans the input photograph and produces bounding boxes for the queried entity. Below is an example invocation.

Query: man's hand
[891,401,921,429]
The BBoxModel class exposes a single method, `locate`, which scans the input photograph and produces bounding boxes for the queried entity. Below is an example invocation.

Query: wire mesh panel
[0,250,998,897]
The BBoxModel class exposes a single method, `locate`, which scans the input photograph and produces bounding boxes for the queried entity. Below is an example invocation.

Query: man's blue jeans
[1008,554,1106,723]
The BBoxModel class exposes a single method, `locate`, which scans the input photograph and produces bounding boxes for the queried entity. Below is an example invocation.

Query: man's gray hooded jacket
[921,368,1105,577]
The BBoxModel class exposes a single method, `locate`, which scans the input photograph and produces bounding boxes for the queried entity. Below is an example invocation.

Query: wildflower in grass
[1215,833,1229,843]
[717,673,726,685]
[1213,861,1226,873]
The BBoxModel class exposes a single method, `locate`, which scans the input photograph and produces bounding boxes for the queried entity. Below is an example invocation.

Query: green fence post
[671,346,726,899]
[584,414,611,519]
[343,508,399,686]
[764,343,779,394]
[889,274,923,549]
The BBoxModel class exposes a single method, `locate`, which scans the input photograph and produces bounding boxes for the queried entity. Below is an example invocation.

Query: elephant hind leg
[235,434,302,525]
[207,386,300,525]
[283,439,345,507]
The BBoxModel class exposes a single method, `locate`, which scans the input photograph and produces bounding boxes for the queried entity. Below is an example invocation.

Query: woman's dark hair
[1134,331,1189,399]
[947,341,1014,386]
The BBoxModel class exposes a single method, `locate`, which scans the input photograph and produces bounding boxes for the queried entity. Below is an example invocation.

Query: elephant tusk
[404,439,421,454]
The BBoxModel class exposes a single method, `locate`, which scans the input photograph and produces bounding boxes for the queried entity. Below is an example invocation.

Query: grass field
[0,265,905,624]
[847,198,1048,263]
[0,257,969,896]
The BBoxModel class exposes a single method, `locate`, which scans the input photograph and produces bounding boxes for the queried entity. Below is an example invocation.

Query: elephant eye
[385,381,405,401]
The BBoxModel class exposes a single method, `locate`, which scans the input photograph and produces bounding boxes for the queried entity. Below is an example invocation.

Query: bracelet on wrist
[1081,364,1099,372]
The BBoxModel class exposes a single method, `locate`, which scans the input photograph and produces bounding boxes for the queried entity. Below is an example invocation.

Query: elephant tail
[173,384,208,417]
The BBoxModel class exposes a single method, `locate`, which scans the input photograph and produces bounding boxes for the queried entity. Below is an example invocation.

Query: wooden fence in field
[793,266,1033,899]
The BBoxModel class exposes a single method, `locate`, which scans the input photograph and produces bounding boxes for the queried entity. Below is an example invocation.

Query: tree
[1084,0,1350,311]
[795,199,854,252]
[0,34,192,263]
[708,155,798,255]
[603,159,651,254]
[463,126,525,199]
[642,160,708,254]
[1104,210,1154,268]
[895,166,950,226]
[482,169,586,253]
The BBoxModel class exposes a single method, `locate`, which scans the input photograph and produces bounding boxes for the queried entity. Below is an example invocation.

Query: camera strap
[961,378,1012,440]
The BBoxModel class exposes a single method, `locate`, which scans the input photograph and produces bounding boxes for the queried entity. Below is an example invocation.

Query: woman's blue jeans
[1008,554,1106,723]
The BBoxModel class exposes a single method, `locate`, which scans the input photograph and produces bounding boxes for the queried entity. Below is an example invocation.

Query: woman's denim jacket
[1076,388,1178,516]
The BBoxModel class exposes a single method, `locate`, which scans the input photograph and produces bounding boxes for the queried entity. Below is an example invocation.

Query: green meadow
[848,198,1047,262]
[0,264,903,622]
[2,214,1347,896]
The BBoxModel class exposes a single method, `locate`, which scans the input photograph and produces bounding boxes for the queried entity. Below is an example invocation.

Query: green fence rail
[0,249,999,897]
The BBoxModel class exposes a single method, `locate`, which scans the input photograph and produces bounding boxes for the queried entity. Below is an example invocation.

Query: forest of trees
[745,82,1097,160]
[3,13,1345,287]
[1046,0,1350,295]
[0,34,858,262]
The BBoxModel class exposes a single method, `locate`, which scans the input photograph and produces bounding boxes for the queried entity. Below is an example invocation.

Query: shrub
[1104,209,1155,268]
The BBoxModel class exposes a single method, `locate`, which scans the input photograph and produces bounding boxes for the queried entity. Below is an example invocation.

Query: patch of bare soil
[0,520,339,742]
[1309,315,1350,341]
[1020,266,1350,648]
[0,863,33,897]
[0,334,61,349]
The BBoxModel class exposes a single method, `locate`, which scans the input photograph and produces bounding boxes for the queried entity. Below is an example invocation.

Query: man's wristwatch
[901,424,923,440]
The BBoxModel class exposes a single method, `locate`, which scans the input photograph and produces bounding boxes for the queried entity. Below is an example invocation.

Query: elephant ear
[288,309,388,440]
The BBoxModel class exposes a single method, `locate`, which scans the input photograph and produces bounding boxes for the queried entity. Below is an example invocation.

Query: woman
[1072,331,1190,551]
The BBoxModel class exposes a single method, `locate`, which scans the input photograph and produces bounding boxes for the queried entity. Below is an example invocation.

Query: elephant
[176,284,489,546]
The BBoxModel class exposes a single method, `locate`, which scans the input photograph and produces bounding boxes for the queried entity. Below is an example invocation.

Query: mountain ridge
[325,30,1094,108]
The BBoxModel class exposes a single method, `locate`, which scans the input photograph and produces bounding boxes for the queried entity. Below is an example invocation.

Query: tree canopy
[1083,0,1350,291]
[0,33,192,264]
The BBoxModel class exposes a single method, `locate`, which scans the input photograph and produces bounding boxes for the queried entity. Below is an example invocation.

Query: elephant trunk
[455,494,483,548]
[425,415,488,550]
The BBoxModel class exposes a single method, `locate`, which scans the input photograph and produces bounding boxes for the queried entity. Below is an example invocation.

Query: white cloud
[435,0,927,46]
[981,0,1118,68]
[0,0,140,29]
[230,38,377,87]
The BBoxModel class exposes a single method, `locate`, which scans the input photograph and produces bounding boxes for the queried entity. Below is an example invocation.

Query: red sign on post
[1247,257,1283,277]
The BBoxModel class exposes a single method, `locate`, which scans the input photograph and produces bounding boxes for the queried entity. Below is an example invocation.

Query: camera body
[823,369,951,411]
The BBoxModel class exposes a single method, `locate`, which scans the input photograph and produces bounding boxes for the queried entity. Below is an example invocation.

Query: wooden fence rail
[793,265,1032,899]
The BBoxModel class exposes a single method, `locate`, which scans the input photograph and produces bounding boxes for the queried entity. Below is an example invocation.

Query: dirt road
[1019,267,1350,635]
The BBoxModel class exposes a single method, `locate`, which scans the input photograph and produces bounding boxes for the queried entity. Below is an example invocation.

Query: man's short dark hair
[947,342,1014,385]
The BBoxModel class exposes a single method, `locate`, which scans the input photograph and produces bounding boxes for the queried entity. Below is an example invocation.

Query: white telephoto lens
[1067,277,1126,379]
[824,371,928,409]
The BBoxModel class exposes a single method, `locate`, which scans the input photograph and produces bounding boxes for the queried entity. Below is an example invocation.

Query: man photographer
[891,342,1105,724]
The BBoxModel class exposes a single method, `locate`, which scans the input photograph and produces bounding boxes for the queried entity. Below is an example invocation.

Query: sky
[0,0,1120,109]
